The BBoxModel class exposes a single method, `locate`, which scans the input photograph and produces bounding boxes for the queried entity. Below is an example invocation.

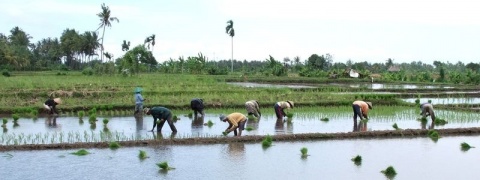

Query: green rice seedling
[138,150,149,160]
[71,149,90,156]
[109,141,121,149]
[187,112,193,118]
[222,131,228,136]
[88,108,97,116]
[392,123,400,130]
[428,100,432,104]
[286,112,294,118]
[434,118,448,125]
[245,126,254,131]
[89,114,97,123]
[351,155,362,166]
[12,114,19,122]
[300,147,308,158]
[381,166,397,179]
[30,109,39,117]
[173,115,179,121]
[207,120,214,127]
[103,118,109,125]
[77,111,85,118]
[461,142,475,151]
[415,98,420,105]
[320,117,329,121]
[262,135,273,148]
[428,129,439,140]
[360,119,368,123]
[156,161,174,170]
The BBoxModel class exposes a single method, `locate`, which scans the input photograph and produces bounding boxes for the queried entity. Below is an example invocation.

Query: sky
[1,0,480,65]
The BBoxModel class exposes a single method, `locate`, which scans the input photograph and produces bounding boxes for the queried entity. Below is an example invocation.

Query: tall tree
[97,3,119,62]
[144,34,155,51]
[225,20,235,72]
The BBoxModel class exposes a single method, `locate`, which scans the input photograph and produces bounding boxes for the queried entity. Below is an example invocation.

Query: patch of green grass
[351,155,362,166]
[156,161,174,170]
[71,149,90,156]
[109,141,121,149]
[320,117,329,121]
[461,142,474,151]
[381,166,397,178]
[138,150,149,160]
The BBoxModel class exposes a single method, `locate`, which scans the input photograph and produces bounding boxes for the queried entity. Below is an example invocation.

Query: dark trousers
[274,104,285,119]
[352,104,363,122]
[153,113,177,133]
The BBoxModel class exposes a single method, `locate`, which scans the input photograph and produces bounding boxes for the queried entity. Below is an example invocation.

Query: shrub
[1,69,10,77]
[82,67,94,76]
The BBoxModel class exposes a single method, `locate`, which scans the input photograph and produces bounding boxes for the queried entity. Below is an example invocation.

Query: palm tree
[225,20,235,72]
[121,40,130,51]
[97,3,119,62]
[144,34,155,51]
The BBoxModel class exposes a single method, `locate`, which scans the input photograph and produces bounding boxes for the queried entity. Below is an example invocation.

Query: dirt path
[2,127,480,151]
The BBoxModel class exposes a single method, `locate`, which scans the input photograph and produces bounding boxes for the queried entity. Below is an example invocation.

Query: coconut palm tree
[97,3,119,62]
[121,40,130,51]
[225,20,235,72]
[144,34,155,51]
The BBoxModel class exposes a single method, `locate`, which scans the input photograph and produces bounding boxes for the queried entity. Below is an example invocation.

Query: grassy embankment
[0,71,453,115]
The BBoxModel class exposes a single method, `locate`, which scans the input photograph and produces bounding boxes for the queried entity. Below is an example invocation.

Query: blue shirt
[135,93,144,105]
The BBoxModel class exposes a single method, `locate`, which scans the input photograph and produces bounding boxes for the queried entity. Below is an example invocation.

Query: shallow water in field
[227,82,316,88]
[403,97,480,105]
[1,135,480,180]
[1,107,480,145]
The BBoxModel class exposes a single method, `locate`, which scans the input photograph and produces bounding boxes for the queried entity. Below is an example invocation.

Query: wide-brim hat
[219,114,226,121]
[366,102,373,109]
[54,98,62,104]
[287,101,294,108]
[143,107,150,114]
[134,87,143,93]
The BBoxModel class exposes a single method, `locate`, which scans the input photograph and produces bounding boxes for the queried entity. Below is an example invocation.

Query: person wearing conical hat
[245,100,261,118]
[44,98,61,115]
[144,107,177,133]
[274,101,294,119]
[352,100,372,123]
[134,87,146,115]
[219,112,247,136]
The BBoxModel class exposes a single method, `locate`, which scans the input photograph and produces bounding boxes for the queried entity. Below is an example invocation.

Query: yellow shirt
[226,112,247,131]
[352,101,370,115]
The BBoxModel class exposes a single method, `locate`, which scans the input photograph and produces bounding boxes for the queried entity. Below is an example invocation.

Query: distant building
[388,65,401,72]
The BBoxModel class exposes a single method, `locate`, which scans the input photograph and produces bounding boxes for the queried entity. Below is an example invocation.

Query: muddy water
[1,135,479,180]
[227,82,316,88]
[403,97,480,104]
[329,83,455,89]
[2,108,480,145]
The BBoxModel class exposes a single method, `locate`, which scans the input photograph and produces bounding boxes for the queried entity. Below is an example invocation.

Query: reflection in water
[135,115,145,131]
[228,143,245,159]
[45,116,60,130]
[286,120,293,134]
[152,131,177,140]
[191,116,204,135]
[246,117,259,132]
[421,120,435,130]
[353,120,368,132]
[275,119,285,134]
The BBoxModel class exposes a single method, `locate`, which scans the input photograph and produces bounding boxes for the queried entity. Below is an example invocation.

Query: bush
[1,69,10,77]
[82,67,94,76]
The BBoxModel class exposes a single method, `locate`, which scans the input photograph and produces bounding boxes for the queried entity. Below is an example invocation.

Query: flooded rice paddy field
[403,97,480,105]
[228,82,457,90]
[1,135,480,180]
[2,106,480,145]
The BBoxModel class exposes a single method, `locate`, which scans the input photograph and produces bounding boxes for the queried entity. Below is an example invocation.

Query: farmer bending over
[190,98,205,117]
[44,98,61,115]
[274,101,294,119]
[352,100,372,123]
[144,107,177,133]
[220,113,247,136]
[420,102,436,122]
[245,100,261,118]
